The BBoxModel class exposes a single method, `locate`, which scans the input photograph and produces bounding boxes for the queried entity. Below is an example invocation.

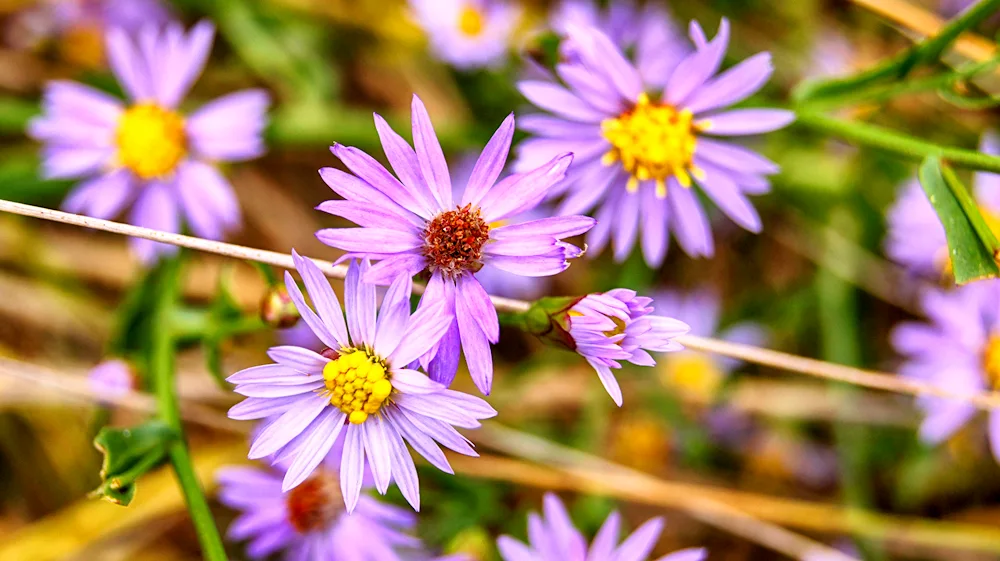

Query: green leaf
[90,421,177,506]
[918,156,1000,284]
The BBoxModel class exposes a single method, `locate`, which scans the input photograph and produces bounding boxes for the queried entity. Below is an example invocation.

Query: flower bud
[260,285,299,328]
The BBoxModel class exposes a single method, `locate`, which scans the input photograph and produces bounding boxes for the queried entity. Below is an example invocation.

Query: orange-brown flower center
[423,204,490,277]
[286,471,343,533]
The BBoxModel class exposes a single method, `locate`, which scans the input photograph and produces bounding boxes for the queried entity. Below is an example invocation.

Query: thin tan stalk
[849,0,997,62]
[4,199,1000,411]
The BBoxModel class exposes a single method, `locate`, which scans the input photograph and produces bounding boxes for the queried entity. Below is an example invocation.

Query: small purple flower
[551,0,688,79]
[28,21,270,263]
[227,251,496,511]
[653,290,766,401]
[892,281,1000,461]
[316,95,594,393]
[87,359,134,398]
[497,493,706,561]
[217,460,422,560]
[886,132,1000,279]
[408,0,519,69]
[567,289,689,405]
[517,21,793,266]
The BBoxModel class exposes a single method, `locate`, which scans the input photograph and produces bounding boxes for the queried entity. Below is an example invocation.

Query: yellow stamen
[601,93,698,193]
[322,349,392,423]
[984,335,1000,390]
[458,4,485,37]
[116,103,186,179]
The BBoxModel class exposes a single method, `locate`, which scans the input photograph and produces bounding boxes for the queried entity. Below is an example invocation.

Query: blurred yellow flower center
[603,316,627,338]
[984,335,1000,390]
[661,351,724,402]
[323,349,392,424]
[458,5,485,37]
[286,470,342,533]
[602,93,699,198]
[116,103,186,180]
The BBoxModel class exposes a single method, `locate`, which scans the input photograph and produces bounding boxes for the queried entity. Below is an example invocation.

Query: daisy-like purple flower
[497,493,705,561]
[551,0,688,82]
[653,290,765,402]
[217,458,422,560]
[227,251,496,511]
[892,281,1000,461]
[408,0,520,69]
[566,289,689,405]
[517,21,793,266]
[316,95,594,393]
[28,21,269,263]
[886,132,1000,280]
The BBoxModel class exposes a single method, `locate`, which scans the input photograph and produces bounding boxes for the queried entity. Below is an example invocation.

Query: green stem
[797,112,1000,173]
[904,0,1000,72]
[941,163,1000,254]
[151,257,228,561]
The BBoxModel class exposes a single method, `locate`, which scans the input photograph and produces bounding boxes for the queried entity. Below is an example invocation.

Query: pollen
[458,4,485,37]
[984,335,1000,390]
[286,470,343,533]
[322,348,392,424]
[116,103,186,180]
[660,351,725,403]
[601,93,700,198]
[423,204,490,278]
[603,316,628,339]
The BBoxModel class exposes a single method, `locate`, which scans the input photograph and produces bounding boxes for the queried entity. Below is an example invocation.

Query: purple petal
[227,394,301,420]
[385,409,453,473]
[187,89,269,161]
[519,81,608,123]
[411,95,452,209]
[175,160,241,240]
[267,346,328,374]
[340,425,365,513]
[457,276,499,342]
[491,216,596,240]
[290,250,350,346]
[283,270,341,350]
[382,416,421,510]
[247,393,329,459]
[362,417,392,493]
[281,408,346,491]
[61,170,133,220]
[332,144,434,218]
[373,113,439,215]
[667,18,730,106]
[699,109,795,136]
[105,27,151,100]
[318,166,425,227]
[640,188,669,267]
[158,21,215,107]
[480,153,574,222]
[694,161,762,232]
[389,299,452,367]
[41,146,109,179]
[692,137,779,175]
[488,251,570,277]
[462,113,515,208]
[316,227,424,254]
[591,362,623,406]
[390,369,445,395]
[374,274,412,357]
[455,295,493,394]
[685,52,773,115]
[612,190,640,262]
[668,182,714,258]
[128,182,179,264]
[363,254,428,285]
[345,259,376,346]
[614,517,664,561]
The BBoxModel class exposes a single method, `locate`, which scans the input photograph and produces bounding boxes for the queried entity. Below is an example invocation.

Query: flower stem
[150,256,228,561]
[796,112,1000,173]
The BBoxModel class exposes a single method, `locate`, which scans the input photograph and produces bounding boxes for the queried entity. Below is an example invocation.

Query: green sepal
[90,421,177,506]
[500,295,583,351]
[918,156,1000,284]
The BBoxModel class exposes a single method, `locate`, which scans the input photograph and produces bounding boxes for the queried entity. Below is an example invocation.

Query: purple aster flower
[516,21,794,266]
[408,0,520,69]
[87,359,134,399]
[28,21,270,263]
[551,0,688,82]
[227,251,496,511]
[886,131,1000,279]
[497,493,706,561]
[217,459,423,560]
[653,290,766,402]
[892,281,1000,461]
[565,289,689,405]
[316,95,594,393]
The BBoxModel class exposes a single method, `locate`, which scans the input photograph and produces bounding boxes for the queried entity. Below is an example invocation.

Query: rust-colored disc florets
[286,471,343,533]
[423,204,490,277]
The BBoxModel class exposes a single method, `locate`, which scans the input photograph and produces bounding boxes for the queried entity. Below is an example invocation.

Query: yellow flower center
[322,349,392,424]
[116,103,186,180]
[660,351,724,403]
[984,334,1000,391]
[601,93,700,198]
[458,5,485,37]
[603,316,628,338]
